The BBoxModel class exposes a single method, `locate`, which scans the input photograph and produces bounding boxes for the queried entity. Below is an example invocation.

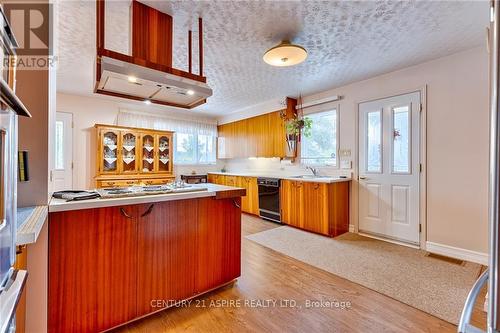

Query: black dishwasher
[257,177,281,223]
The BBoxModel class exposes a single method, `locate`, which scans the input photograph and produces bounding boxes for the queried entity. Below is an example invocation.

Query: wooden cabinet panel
[208,174,225,185]
[234,119,248,158]
[216,110,287,159]
[119,130,140,174]
[137,201,198,316]
[328,181,350,236]
[49,196,243,332]
[281,180,304,228]
[281,180,350,237]
[269,111,286,157]
[49,206,138,333]
[303,182,329,235]
[95,124,174,187]
[225,175,237,186]
[237,176,259,215]
[196,197,241,292]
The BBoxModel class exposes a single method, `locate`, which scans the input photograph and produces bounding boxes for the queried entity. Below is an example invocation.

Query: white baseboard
[426,241,488,265]
[349,224,355,233]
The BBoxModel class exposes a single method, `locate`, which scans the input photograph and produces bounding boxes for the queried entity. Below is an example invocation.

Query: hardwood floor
[114,214,486,333]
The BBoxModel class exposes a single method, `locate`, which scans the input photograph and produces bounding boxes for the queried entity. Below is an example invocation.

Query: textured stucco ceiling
[56,0,489,116]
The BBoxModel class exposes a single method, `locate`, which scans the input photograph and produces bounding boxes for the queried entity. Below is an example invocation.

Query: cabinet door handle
[120,208,133,219]
[233,200,241,209]
[140,204,155,217]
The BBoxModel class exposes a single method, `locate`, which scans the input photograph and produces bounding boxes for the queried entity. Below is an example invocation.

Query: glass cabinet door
[156,134,171,173]
[101,130,118,173]
[121,131,138,173]
[141,134,155,173]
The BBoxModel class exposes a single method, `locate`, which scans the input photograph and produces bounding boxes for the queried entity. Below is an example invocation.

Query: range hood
[96,54,212,108]
[95,0,212,109]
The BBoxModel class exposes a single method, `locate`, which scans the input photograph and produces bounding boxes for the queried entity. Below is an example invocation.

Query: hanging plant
[286,117,312,137]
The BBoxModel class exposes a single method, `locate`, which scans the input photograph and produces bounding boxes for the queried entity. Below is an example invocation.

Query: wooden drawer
[96,179,140,188]
[141,178,173,186]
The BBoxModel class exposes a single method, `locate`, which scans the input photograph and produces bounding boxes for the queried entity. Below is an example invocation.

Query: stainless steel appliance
[459,2,500,332]
[0,5,31,333]
[257,177,281,223]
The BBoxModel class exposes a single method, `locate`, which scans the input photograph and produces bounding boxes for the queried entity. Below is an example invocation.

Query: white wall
[221,46,489,256]
[56,93,221,189]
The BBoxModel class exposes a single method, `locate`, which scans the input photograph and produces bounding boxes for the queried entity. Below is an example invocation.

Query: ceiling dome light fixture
[263,40,307,67]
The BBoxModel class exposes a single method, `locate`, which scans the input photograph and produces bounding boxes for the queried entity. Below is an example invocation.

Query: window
[117,110,217,166]
[301,109,338,166]
[174,133,216,165]
[55,120,64,169]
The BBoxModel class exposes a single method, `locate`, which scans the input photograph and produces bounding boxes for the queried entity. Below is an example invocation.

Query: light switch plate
[340,160,352,169]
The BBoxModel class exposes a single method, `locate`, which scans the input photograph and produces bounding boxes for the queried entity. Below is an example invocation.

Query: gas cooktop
[97,184,207,199]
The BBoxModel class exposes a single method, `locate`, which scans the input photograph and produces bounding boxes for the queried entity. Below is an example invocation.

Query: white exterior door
[358,92,421,245]
[53,112,73,191]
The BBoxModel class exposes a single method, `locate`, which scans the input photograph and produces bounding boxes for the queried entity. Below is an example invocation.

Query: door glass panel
[158,136,170,172]
[55,121,64,170]
[122,133,136,172]
[142,135,154,172]
[392,106,410,173]
[366,111,382,173]
[103,132,118,172]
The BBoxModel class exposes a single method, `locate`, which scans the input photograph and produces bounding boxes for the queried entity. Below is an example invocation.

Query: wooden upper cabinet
[95,124,174,185]
[269,111,286,157]
[140,133,155,173]
[98,128,121,174]
[155,134,173,173]
[216,110,288,159]
[120,130,140,174]
[234,119,248,158]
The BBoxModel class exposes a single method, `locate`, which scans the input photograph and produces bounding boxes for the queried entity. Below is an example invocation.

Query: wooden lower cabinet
[197,197,241,291]
[49,206,138,332]
[237,176,259,215]
[224,175,238,186]
[48,197,242,332]
[281,180,349,237]
[136,201,198,316]
[281,180,304,228]
[207,173,225,185]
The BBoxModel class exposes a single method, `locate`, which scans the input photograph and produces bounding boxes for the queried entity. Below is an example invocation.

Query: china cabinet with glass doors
[95,124,174,188]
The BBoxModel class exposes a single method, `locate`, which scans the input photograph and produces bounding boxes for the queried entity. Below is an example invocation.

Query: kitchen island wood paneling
[48,185,244,333]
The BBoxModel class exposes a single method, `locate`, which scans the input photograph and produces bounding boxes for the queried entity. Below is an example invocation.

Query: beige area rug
[246,227,482,324]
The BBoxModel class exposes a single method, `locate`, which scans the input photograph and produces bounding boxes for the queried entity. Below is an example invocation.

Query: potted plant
[285,116,312,154]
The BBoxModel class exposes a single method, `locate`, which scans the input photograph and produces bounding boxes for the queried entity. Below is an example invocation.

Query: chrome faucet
[306,166,319,176]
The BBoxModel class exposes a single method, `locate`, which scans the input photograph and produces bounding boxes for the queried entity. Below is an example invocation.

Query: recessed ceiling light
[128,76,138,83]
[186,89,195,95]
[263,40,307,67]
[144,100,151,105]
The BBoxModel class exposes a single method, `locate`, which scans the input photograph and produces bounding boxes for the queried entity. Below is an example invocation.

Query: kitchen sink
[290,175,333,179]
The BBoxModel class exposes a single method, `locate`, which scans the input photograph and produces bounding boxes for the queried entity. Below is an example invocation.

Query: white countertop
[208,171,351,184]
[17,205,48,245]
[49,183,243,213]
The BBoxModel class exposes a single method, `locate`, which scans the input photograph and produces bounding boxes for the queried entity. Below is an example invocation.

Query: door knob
[359,176,367,180]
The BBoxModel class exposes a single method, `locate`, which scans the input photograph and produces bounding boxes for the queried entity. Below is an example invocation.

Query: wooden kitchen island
[48,184,245,333]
